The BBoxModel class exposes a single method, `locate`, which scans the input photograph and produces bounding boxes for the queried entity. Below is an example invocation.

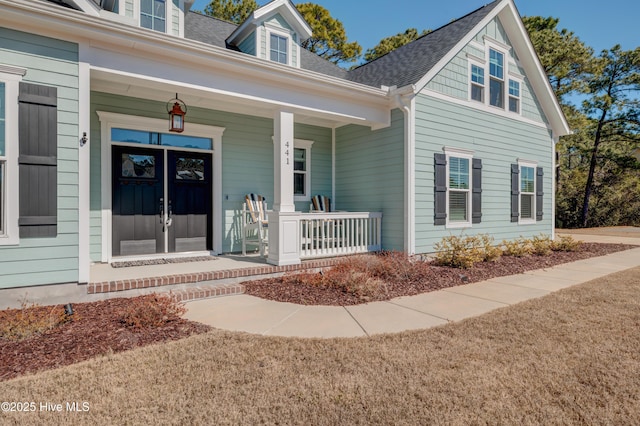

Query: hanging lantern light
[167,93,187,133]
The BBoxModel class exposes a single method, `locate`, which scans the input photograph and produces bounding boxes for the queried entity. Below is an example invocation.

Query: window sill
[0,234,19,246]
[446,222,472,229]
[518,219,536,225]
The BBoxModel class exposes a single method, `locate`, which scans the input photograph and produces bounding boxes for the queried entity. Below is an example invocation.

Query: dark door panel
[167,151,212,253]
[112,146,164,256]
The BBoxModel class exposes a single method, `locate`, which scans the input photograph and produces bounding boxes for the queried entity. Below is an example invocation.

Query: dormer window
[225,0,312,68]
[141,0,166,33]
[269,33,289,65]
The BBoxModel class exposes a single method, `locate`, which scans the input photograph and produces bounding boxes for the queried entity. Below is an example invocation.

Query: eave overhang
[1,0,390,128]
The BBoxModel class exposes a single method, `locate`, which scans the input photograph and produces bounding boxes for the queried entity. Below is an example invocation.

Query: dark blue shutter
[472,158,482,224]
[511,164,519,223]
[434,153,447,225]
[536,167,544,221]
[18,82,57,238]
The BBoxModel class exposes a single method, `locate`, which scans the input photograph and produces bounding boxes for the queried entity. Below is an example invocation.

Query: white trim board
[96,111,225,262]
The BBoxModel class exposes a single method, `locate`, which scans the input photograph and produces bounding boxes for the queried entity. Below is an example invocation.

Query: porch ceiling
[91,68,386,130]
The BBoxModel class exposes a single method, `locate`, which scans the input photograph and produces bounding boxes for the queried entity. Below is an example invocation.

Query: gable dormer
[226,0,313,68]
[73,0,194,37]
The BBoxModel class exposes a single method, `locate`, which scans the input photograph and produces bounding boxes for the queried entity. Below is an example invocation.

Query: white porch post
[268,110,301,266]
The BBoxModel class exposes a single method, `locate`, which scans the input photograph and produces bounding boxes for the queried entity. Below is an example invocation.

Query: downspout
[332,126,336,206]
[394,91,416,255]
[552,132,559,240]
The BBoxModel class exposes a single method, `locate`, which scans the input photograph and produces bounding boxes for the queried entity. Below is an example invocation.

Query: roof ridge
[187,10,239,28]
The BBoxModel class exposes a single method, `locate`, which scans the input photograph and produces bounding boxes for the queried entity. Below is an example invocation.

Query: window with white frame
[293,139,313,201]
[140,0,166,32]
[519,163,536,221]
[470,64,485,103]
[509,79,521,113]
[489,48,504,108]
[447,151,472,225]
[0,69,22,245]
[269,33,288,64]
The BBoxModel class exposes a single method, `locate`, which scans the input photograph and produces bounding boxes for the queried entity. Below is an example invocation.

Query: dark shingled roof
[347,1,501,88]
[185,12,240,50]
[45,3,501,89]
[184,11,347,78]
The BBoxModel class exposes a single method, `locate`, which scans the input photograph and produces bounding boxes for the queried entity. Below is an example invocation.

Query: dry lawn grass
[2,267,640,425]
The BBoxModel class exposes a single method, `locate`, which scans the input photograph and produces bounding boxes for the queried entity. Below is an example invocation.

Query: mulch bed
[0,242,635,382]
[0,298,211,382]
[244,243,637,306]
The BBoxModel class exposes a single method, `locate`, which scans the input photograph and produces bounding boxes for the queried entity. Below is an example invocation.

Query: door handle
[165,200,173,227]
[159,198,164,224]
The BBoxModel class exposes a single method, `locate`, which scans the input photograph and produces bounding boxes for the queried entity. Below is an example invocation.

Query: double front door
[112,146,212,257]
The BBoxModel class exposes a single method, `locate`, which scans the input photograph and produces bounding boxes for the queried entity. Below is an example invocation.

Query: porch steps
[87,257,344,302]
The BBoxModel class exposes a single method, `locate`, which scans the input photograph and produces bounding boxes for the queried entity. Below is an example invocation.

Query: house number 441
[285,141,290,165]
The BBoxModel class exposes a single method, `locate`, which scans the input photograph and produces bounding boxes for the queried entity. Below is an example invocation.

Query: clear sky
[190,0,639,55]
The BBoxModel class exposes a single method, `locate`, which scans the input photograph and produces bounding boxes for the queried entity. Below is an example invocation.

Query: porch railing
[298,212,382,259]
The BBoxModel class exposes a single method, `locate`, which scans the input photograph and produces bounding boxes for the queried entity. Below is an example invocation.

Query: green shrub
[0,300,70,341]
[120,294,186,329]
[531,234,553,256]
[501,237,532,257]
[434,234,493,269]
[551,235,583,252]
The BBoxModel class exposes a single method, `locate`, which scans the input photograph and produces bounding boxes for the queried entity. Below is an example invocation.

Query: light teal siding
[265,14,293,32]
[125,0,134,18]
[294,123,332,211]
[414,93,554,253]
[0,28,79,288]
[335,109,405,251]
[238,31,256,56]
[426,48,468,99]
[292,33,298,66]
[426,16,548,125]
[171,0,180,36]
[90,92,333,258]
[259,26,266,60]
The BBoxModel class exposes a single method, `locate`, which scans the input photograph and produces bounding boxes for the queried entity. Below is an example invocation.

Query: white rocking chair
[242,194,270,256]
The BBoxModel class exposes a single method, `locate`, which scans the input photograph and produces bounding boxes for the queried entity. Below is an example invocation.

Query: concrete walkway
[185,231,640,338]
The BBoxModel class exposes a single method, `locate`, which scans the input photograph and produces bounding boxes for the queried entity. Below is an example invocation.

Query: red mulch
[0,242,635,382]
[244,243,637,306]
[0,297,211,382]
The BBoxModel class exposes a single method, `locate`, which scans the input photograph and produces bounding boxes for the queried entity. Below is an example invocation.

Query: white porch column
[268,110,301,266]
[272,110,295,212]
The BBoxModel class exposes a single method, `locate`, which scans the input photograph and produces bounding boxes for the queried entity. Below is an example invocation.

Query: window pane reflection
[111,128,212,150]
[122,154,155,178]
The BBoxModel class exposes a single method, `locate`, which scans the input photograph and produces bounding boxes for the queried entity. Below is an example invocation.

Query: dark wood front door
[112,147,213,257]
[167,151,212,253]
[112,146,164,256]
